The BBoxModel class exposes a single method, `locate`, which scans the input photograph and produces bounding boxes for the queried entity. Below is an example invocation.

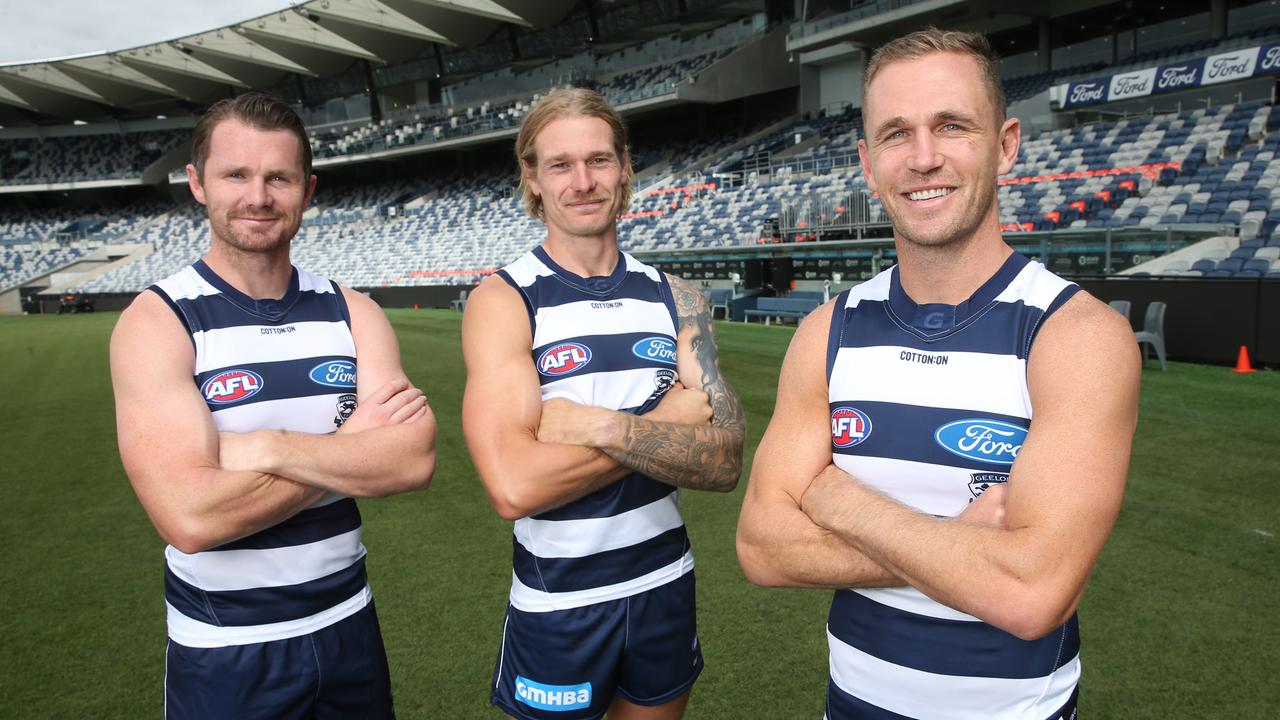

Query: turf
[0,309,1276,718]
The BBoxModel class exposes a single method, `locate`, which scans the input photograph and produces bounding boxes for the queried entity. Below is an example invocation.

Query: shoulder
[1029,290,1140,392]
[338,285,383,319]
[111,289,192,372]
[466,274,524,312]
[663,273,709,315]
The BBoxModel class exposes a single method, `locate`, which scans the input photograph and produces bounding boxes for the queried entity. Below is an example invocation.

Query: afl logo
[632,337,676,365]
[201,369,263,404]
[830,407,871,448]
[309,360,356,388]
[538,342,592,376]
[934,419,1026,465]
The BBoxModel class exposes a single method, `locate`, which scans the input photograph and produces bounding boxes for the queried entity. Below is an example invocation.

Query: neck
[894,224,1012,305]
[542,230,620,277]
[203,241,293,300]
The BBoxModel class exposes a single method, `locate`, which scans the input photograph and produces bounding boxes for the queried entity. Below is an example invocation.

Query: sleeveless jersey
[149,260,370,648]
[824,252,1082,719]
[497,247,693,613]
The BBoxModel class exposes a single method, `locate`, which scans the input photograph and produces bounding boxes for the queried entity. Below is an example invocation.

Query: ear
[186,164,206,205]
[856,139,878,196]
[996,117,1021,176]
[304,174,318,208]
[523,160,542,198]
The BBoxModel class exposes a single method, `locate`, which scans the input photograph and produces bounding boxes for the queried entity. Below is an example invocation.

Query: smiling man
[737,29,1140,719]
[462,88,745,720]
[110,92,435,718]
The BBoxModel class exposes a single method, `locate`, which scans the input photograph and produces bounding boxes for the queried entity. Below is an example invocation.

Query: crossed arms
[111,287,435,554]
[461,272,745,521]
[736,293,1140,640]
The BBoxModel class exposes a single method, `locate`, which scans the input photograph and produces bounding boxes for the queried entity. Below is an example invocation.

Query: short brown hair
[864,28,1006,122]
[514,87,633,220]
[191,91,312,179]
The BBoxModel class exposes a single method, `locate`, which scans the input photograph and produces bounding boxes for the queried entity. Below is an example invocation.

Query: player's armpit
[111,291,325,554]
[461,276,629,521]
[736,302,901,589]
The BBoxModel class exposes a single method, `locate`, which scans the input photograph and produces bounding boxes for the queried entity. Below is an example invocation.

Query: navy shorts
[165,602,394,720]
[491,572,704,720]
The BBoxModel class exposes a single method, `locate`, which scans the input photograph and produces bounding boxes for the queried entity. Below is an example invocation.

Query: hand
[536,397,597,446]
[957,482,1008,528]
[800,464,859,530]
[644,383,712,426]
[337,378,428,434]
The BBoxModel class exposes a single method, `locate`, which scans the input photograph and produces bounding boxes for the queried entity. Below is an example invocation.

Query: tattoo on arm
[605,276,747,491]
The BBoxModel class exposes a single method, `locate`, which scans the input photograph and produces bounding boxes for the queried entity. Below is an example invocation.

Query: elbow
[162,516,223,555]
[735,529,786,588]
[483,479,538,521]
[991,589,1080,642]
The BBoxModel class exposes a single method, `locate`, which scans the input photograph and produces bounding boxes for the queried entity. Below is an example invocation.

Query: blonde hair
[514,87,633,220]
[864,27,1006,122]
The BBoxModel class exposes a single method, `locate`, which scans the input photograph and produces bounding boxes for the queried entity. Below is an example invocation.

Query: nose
[570,162,595,193]
[246,177,271,207]
[906,130,943,175]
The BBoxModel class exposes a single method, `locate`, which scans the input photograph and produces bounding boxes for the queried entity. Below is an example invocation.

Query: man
[462,88,745,720]
[737,29,1140,720]
[110,92,436,718]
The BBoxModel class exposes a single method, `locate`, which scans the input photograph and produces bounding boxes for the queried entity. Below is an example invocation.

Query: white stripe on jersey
[164,528,366,592]
[502,257,558,287]
[165,587,372,648]
[995,262,1075,309]
[621,253,665,281]
[193,321,357,370]
[200,394,349,434]
[515,492,682,559]
[850,586,981,623]
[532,299,673,345]
[829,347,1030,418]
[541,368,672,411]
[837,454,984,517]
[508,550,694,613]
[827,629,1080,720]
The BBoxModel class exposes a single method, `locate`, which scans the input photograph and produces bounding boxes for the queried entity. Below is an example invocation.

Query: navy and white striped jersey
[497,247,693,613]
[150,260,370,648]
[824,252,1081,719]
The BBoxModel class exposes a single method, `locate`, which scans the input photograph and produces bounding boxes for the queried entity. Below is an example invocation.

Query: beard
[208,208,298,254]
[882,171,999,250]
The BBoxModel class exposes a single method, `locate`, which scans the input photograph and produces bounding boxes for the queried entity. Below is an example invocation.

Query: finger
[389,395,428,424]
[361,377,411,405]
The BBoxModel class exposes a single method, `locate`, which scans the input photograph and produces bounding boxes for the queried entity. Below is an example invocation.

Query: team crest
[968,473,1009,500]
[334,394,357,428]
[830,406,871,448]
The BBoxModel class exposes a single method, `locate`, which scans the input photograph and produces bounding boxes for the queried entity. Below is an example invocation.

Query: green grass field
[1,309,1276,718]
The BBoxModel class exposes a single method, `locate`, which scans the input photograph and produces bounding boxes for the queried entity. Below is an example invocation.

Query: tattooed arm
[537,275,746,492]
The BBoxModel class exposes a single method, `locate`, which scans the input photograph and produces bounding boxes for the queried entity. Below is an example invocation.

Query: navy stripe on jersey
[513,526,689,593]
[532,474,674,522]
[829,590,1079,680]
[534,330,677,384]
[165,556,368,627]
[214,499,361,552]
[516,268,674,310]
[195,355,356,410]
[829,401,1029,470]
[835,300,1051,359]
[170,289,348,332]
[886,253,1028,337]
[193,260,303,323]
[827,682,916,720]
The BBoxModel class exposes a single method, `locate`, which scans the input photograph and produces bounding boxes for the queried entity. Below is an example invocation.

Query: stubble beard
[210,209,297,255]
[886,179,998,251]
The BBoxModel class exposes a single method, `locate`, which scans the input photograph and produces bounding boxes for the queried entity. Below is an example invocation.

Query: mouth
[567,199,607,211]
[904,187,955,202]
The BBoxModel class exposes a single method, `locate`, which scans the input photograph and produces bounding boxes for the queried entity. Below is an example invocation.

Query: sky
[0,0,299,65]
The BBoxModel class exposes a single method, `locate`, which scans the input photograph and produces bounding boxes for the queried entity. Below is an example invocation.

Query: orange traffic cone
[1232,345,1256,373]
[413,303,419,310]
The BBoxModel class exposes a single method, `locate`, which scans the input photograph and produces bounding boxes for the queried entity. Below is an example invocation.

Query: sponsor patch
[935,419,1026,465]
[309,360,356,388]
[201,369,263,405]
[831,406,872,448]
[514,676,591,712]
[538,342,592,376]
[632,336,676,365]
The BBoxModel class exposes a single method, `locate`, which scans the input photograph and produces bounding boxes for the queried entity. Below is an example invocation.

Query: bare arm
[736,301,902,588]
[800,293,1140,639]
[534,275,746,492]
[111,291,326,554]
[217,288,435,498]
[461,276,630,520]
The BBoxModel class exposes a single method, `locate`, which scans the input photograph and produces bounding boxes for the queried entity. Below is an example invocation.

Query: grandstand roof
[0,0,575,124]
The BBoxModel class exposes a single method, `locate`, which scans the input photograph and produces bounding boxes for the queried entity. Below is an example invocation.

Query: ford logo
[934,419,1027,465]
[309,360,357,388]
[631,337,676,365]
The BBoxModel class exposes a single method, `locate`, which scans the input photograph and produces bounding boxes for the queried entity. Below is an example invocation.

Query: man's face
[188,119,315,255]
[525,115,626,243]
[857,52,1019,250]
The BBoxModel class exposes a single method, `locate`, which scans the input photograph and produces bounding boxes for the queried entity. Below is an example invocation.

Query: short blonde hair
[514,87,633,221]
[864,27,1006,123]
